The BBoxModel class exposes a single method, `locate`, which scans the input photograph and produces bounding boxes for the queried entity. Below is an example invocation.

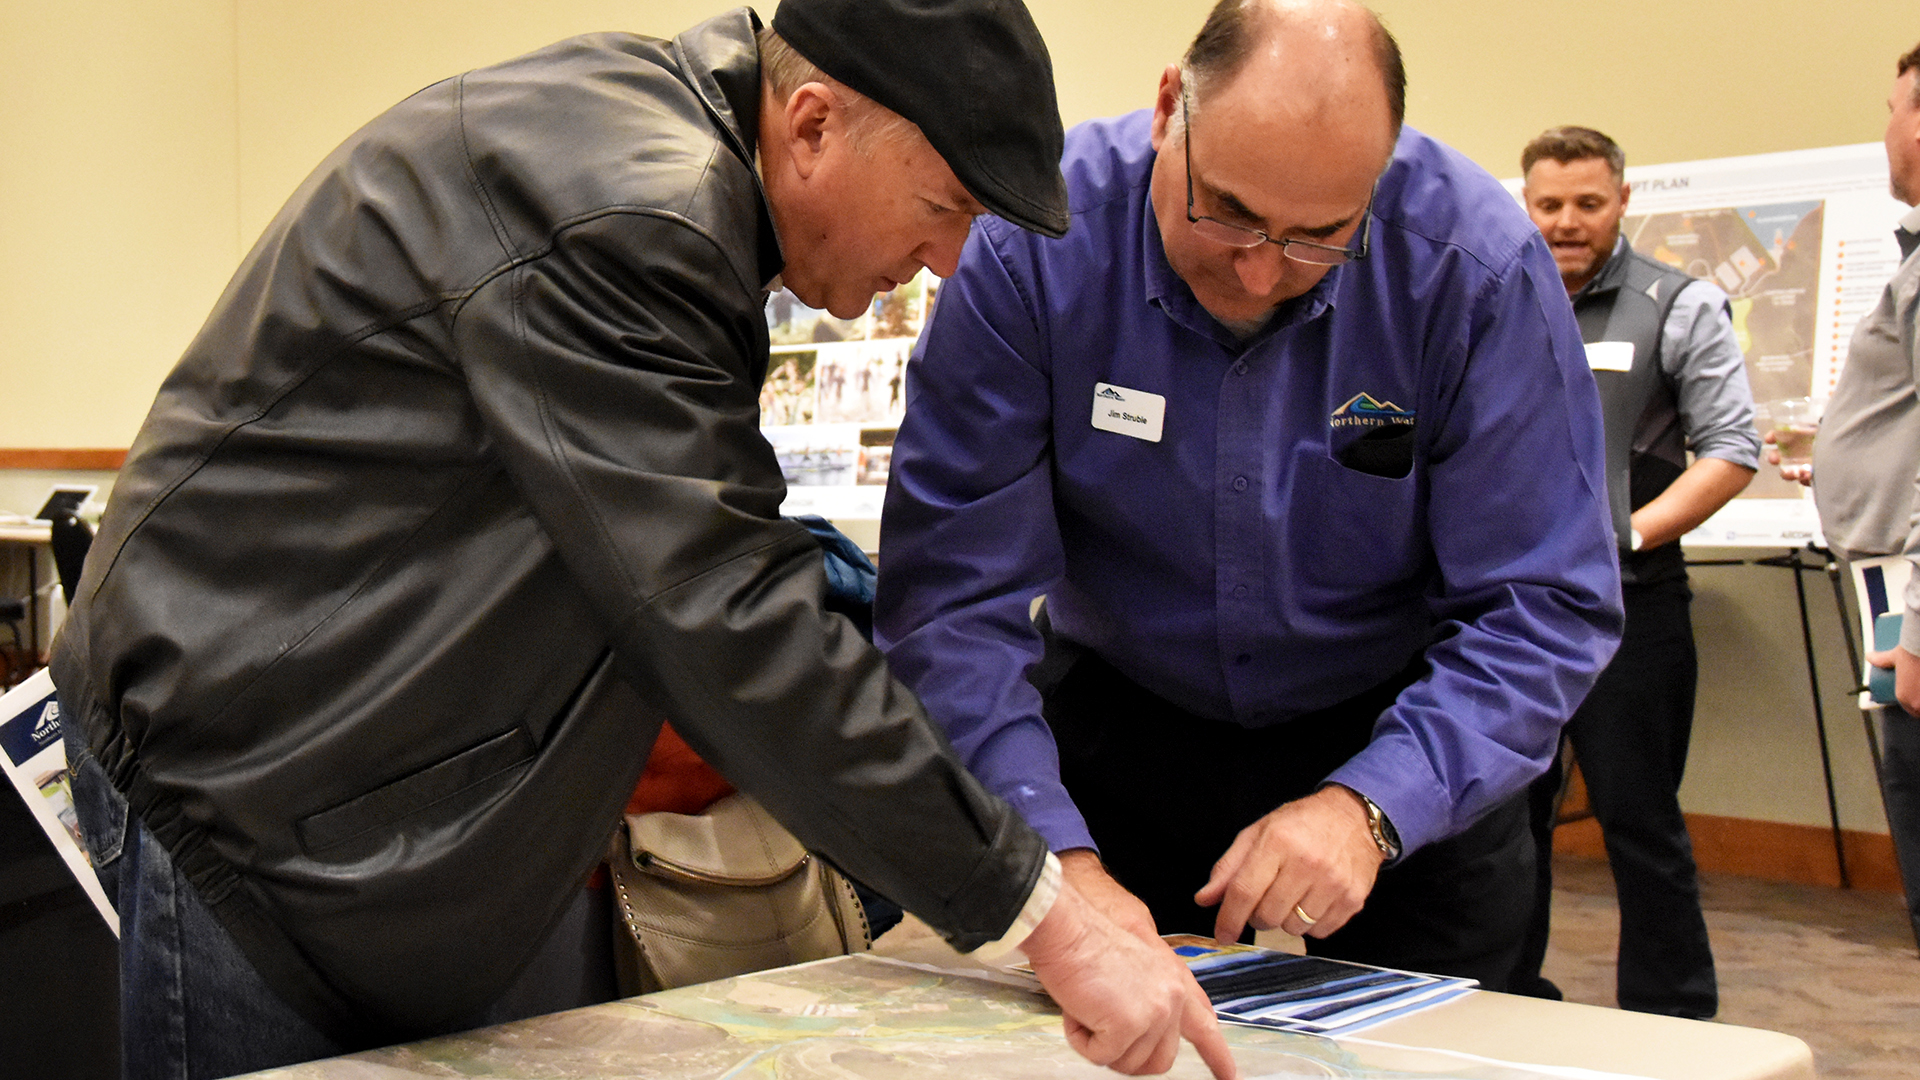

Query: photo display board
[764,272,935,524]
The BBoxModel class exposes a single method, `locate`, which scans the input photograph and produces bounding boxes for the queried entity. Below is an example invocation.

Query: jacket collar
[673,8,783,286]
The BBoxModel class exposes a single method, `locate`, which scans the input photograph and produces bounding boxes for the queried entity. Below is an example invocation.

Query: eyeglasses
[1181,95,1373,266]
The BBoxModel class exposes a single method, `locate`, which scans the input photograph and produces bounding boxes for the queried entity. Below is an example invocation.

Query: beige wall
[1371,1,1913,179]
[1,0,238,449]
[3,0,1911,446]
[1,0,1911,836]
[1687,554,1883,835]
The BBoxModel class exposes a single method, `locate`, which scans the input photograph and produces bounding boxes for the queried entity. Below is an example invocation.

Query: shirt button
[1232,476,1249,492]
[1232,584,1249,599]
[1233,362,1249,376]
[1234,653,1253,666]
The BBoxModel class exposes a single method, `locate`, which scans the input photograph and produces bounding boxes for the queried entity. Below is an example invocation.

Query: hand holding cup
[1761,398,1818,485]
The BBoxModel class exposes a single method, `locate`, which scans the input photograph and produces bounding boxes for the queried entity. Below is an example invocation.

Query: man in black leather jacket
[50,2,1236,1077]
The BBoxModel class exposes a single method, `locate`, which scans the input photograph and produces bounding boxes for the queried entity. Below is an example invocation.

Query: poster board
[1507,142,1908,549]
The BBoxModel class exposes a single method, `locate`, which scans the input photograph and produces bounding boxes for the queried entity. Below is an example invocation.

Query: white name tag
[1090,382,1165,443]
[1585,340,1635,372]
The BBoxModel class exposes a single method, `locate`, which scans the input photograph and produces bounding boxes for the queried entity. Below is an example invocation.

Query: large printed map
[241,953,1624,1080]
[1626,202,1822,401]
[1624,200,1824,502]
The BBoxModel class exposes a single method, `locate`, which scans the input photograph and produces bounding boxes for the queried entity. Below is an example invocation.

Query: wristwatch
[1339,786,1401,860]
[1361,793,1401,860]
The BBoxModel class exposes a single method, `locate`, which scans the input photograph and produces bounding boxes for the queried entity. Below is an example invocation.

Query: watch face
[1377,809,1399,844]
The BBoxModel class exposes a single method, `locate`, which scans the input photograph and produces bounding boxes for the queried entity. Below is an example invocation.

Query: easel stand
[1725,546,1869,888]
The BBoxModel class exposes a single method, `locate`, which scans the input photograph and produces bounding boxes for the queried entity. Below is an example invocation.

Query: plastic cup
[1766,398,1820,466]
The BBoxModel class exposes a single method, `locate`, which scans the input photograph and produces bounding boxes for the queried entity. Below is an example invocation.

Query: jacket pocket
[61,712,129,872]
[297,725,536,856]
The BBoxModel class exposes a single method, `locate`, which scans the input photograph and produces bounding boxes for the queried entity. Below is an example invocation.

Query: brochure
[1165,933,1476,1038]
[1850,555,1912,709]
[0,668,117,934]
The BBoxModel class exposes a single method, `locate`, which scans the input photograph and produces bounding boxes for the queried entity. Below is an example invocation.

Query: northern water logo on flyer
[1,692,60,767]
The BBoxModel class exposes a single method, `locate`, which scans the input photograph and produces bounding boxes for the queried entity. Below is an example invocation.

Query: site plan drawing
[241,952,1648,1080]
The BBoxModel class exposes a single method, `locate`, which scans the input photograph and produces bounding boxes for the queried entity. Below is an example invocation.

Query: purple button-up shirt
[874,112,1623,856]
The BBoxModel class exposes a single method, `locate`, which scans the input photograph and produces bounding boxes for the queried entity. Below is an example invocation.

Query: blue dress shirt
[874,112,1625,857]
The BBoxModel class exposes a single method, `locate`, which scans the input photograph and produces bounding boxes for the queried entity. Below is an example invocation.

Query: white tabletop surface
[0,521,52,544]
[875,926,1815,1080]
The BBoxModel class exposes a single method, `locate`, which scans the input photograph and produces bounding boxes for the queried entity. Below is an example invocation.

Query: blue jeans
[63,712,347,1078]
[61,703,619,1079]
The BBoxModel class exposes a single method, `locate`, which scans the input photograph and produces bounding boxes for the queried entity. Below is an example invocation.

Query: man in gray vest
[1510,126,1759,1017]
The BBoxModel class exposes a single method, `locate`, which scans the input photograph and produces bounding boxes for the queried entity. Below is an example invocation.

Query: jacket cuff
[969,851,1061,961]
[928,801,1052,953]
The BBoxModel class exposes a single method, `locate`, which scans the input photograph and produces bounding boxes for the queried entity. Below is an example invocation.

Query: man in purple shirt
[875,0,1622,988]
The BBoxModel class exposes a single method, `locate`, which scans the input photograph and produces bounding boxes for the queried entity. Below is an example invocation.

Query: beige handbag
[605,791,871,995]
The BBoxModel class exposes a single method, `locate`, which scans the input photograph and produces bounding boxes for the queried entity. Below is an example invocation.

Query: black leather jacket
[52,9,1043,1042]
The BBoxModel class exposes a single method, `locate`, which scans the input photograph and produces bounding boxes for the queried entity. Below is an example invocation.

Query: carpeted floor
[1539,854,1920,1079]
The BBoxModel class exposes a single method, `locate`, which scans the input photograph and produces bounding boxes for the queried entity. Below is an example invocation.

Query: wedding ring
[1293,905,1317,927]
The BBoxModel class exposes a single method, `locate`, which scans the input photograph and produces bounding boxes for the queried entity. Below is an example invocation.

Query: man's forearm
[1629,457,1755,549]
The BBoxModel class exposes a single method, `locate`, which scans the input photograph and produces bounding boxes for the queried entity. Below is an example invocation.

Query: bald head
[1145,0,1397,326]
[1183,0,1404,137]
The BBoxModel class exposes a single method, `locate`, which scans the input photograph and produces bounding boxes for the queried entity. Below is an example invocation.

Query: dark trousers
[1043,650,1534,991]
[1515,576,1717,1018]
[1879,704,1920,952]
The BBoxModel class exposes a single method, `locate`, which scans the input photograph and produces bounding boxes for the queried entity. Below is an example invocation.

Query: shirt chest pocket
[1286,446,1426,598]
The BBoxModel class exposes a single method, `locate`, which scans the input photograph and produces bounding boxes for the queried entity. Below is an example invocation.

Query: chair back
[48,512,92,606]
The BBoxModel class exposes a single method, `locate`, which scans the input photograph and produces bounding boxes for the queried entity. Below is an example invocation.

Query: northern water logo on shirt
[1329,392,1415,429]
[1091,382,1166,442]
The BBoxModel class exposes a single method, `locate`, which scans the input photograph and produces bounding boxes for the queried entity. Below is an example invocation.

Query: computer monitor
[31,486,95,524]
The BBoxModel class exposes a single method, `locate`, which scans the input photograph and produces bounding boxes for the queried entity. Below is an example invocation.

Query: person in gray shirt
[1802,42,1920,950]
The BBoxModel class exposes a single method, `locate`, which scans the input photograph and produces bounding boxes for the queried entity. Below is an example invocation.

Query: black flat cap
[771,0,1070,238]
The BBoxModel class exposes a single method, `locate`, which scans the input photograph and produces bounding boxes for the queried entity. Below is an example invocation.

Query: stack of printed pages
[1166,934,1475,1038]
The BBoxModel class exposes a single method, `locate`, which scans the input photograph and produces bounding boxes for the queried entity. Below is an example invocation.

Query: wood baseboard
[1555,812,1903,892]
[0,449,126,471]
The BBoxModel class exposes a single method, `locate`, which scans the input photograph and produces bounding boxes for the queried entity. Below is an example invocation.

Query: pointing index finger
[1184,987,1240,1080]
